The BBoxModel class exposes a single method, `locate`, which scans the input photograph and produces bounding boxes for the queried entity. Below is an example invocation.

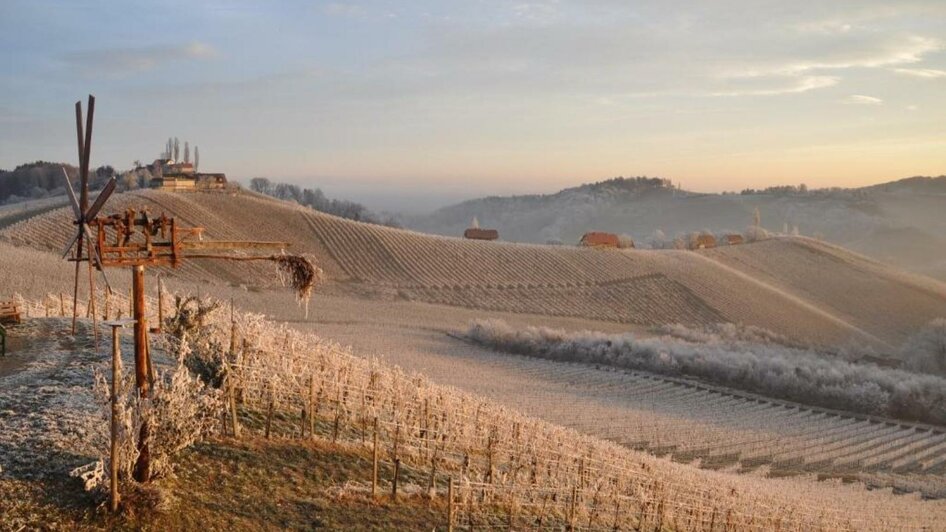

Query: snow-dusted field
[2,188,946,527]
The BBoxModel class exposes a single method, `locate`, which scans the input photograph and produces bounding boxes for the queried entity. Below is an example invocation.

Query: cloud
[844,94,883,105]
[710,75,839,97]
[62,41,217,76]
[323,3,368,18]
[892,67,946,78]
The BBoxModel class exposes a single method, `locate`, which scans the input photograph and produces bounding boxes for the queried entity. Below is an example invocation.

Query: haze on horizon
[1,0,945,212]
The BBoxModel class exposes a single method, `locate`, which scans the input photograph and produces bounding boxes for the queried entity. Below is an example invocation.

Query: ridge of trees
[248,177,399,227]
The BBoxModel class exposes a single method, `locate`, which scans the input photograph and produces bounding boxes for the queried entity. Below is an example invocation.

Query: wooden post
[104,288,110,321]
[105,319,133,512]
[155,276,163,333]
[308,376,316,438]
[60,292,65,317]
[131,265,151,483]
[372,417,379,499]
[392,458,400,501]
[109,323,121,512]
[447,477,454,532]
[227,362,241,438]
[569,485,578,531]
[265,393,275,439]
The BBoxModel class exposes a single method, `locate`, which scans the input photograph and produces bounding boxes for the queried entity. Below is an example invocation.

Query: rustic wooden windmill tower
[61,95,116,339]
[61,95,315,481]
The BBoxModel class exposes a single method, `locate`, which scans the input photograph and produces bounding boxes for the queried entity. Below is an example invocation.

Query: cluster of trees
[248,177,399,227]
[740,184,809,195]
[162,137,199,169]
[0,162,117,204]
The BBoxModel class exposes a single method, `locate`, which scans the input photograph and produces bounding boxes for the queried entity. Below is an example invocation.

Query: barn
[580,232,620,248]
[464,228,499,241]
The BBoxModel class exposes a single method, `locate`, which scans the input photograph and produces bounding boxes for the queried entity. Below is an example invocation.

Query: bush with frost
[91,337,223,487]
[466,319,946,425]
[902,318,946,375]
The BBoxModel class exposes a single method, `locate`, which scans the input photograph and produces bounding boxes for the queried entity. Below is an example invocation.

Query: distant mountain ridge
[407,175,946,280]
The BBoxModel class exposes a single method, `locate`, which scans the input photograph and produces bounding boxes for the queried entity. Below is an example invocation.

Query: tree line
[0,161,117,204]
[248,177,399,227]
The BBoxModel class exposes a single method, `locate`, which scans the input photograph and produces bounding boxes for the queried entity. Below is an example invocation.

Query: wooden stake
[228,362,241,438]
[155,276,163,333]
[308,376,316,438]
[372,417,379,499]
[569,485,578,531]
[60,292,65,317]
[107,322,124,513]
[265,393,275,439]
[447,477,454,532]
[392,458,400,501]
[131,265,151,483]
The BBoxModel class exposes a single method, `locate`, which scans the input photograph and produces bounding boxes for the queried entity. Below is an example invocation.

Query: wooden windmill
[60,96,315,481]
[61,95,117,338]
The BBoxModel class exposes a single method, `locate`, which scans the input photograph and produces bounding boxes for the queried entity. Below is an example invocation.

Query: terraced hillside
[3,189,945,348]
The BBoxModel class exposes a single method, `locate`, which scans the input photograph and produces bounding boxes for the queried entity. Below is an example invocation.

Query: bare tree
[184,141,190,164]
[173,137,180,162]
[194,146,199,171]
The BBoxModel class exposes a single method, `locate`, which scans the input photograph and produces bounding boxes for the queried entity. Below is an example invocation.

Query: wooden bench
[0,300,21,325]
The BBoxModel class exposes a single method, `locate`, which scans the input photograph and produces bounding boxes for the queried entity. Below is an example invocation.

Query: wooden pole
[447,477,454,532]
[308,376,316,438]
[104,287,110,321]
[392,458,400,501]
[60,292,65,317]
[227,361,241,438]
[265,393,275,439]
[131,265,151,482]
[155,276,163,333]
[372,417,379,499]
[107,322,124,512]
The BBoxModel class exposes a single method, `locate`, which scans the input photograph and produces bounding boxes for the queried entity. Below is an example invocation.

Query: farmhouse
[464,228,499,241]
[580,232,619,248]
[725,234,745,245]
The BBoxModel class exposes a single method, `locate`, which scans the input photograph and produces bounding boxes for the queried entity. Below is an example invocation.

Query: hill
[406,176,946,280]
[3,188,944,352]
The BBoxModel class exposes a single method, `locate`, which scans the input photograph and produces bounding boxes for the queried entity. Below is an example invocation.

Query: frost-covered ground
[0,319,114,480]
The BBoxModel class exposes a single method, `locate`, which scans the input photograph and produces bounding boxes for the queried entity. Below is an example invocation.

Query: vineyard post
[392,458,400,501]
[45,298,50,317]
[60,292,65,316]
[104,287,110,321]
[447,477,454,532]
[155,276,163,333]
[105,319,132,513]
[372,417,379,499]
[568,485,578,531]
[227,361,241,438]
[308,375,315,438]
[265,391,275,439]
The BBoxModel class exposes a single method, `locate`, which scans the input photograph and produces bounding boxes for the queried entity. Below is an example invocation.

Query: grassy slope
[1,437,446,531]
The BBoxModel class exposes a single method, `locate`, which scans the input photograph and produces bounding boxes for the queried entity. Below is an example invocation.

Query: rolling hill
[2,188,944,351]
[406,176,946,281]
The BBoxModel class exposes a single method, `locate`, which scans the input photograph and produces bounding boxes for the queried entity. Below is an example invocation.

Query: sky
[1,1,945,212]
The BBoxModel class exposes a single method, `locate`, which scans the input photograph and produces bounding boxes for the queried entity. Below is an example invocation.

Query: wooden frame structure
[61,96,291,482]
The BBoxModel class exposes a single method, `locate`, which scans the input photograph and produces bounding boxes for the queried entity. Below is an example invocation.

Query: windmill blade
[79,95,95,213]
[83,223,111,292]
[85,177,116,220]
[61,230,81,259]
[61,167,82,220]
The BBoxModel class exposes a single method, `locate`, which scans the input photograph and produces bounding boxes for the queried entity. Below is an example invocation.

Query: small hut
[725,234,744,246]
[580,232,620,248]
